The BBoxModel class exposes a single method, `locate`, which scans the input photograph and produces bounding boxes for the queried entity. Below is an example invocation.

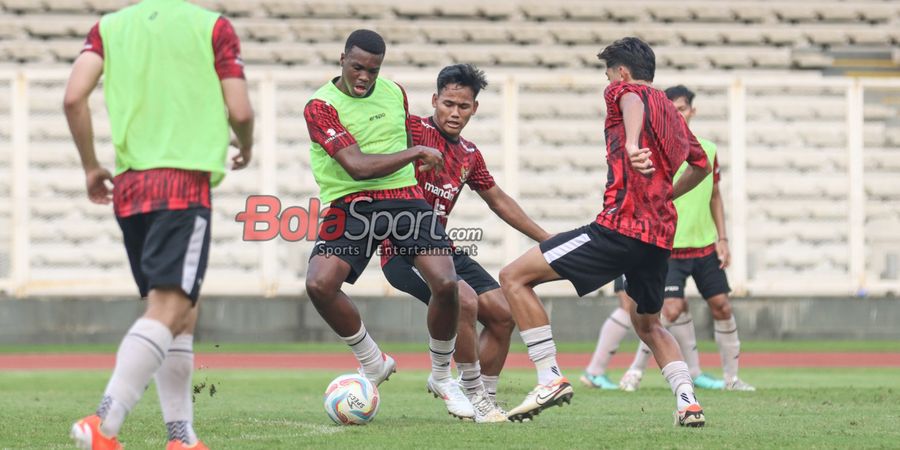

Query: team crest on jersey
[460,166,470,184]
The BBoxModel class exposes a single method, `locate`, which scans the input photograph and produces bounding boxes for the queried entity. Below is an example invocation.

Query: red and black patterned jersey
[83,17,244,217]
[114,169,211,218]
[596,81,709,250]
[379,115,496,265]
[303,83,423,203]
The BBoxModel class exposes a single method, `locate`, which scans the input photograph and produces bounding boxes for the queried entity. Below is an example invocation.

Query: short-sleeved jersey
[82,16,245,217]
[303,81,422,203]
[379,115,496,265]
[596,81,709,250]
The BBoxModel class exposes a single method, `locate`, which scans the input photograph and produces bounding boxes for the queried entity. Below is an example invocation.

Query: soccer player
[303,30,466,417]
[380,64,550,422]
[64,1,253,449]
[499,37,712,426]
[619,86,755,392]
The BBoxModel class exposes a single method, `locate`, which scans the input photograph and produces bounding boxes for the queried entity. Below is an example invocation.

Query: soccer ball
[323,373,380,425]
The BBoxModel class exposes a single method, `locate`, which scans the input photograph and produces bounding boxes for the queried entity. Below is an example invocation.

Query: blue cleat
[580,372,619,390]
[693,373,726,390]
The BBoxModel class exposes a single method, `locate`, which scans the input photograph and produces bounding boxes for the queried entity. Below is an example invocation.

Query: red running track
[1,352,899,370]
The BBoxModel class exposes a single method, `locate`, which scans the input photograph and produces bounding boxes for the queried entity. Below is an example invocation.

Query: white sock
[586,307,631,376]
[155,334,197,445]
[669,312,702,379]
[714,317,741,383]
[97,318,173,437]
[629,340,652,373]
[481,374,499,399]
[456,361,485,398]
[340,323,384,380]
[661,361,698,410]
[521,325,561,385]
[429,335,456,381]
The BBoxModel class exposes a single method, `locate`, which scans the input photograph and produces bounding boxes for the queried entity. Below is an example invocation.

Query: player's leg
[74,210,204,448]
[502,223,620,421]
[453,252,513,400]
[583,276,630,390]
[625,248,705,427]
[666,296,725,390]
[695,253,754,391]
[155,306,208,450]
[382,255,475,420]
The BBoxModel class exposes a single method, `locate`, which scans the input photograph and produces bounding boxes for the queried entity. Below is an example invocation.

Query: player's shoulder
[457,135,480,155]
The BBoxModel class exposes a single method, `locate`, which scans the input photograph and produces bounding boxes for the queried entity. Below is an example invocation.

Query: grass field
[2,365,900,449]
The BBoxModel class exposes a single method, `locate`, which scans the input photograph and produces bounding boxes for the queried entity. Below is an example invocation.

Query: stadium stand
[0,0,897,296]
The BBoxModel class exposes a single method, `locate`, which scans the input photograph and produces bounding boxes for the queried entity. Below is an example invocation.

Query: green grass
[0,340,898,354]
[2,368,899,449]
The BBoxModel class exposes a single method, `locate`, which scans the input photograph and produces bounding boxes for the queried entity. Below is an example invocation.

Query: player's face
[671,97,696,124]
[339,46,383,97]
[431,83,478,138]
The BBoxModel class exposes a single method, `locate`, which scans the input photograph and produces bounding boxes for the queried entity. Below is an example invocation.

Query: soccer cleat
[360,353,397,387]
[70,415,122,450]
[469,392,508,423]
[580,372,618,390]
[693,373,726,390]
[619,369,643,392]
[427,375,475,420]
[166,440,210,450]
[674,404,706,427]
[506,377,574,422]
[725,378,756,392]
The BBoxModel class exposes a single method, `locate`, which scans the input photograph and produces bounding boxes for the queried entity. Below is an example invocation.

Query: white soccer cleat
[427,375,475,420]
[619,369,643,392]
[674,403,706,427]
[468,392,508,423]
[360,353,397,387]
[506,377,574,422]
[725,378,756,392]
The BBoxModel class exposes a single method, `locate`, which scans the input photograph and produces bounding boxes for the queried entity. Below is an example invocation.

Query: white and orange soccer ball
[323,373,380,425]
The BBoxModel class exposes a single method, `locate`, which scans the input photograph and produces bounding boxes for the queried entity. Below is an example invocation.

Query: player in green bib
[302,30,470,417]
[64,0,253,448]
[617,86,755,392]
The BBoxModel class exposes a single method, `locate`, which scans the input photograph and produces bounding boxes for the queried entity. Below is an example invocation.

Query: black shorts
[382,251,500,304]
[613,275,626,293]
[117,208,211,303]
[665,252,731,299]
[539,222,670,314]
[311,199,452,284]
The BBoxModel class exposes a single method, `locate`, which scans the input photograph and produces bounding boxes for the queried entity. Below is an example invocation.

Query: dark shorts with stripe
[311,199,452,284]
[539,222,670,314]
[382,251,500,304]
[665,252,731,299]
[117,207,211,303]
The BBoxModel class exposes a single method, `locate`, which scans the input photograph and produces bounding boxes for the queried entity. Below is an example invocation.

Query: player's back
[598,81,699,249]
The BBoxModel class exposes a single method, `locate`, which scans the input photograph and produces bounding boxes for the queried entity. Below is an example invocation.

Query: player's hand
[626,143,655,176]
[716,239,731,269]
[84,166,113,205]
[416,146,444,173]
[231,139,252,170]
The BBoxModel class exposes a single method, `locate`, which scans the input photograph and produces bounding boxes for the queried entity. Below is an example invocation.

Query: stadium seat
[551,28,597,46]
[774,4,821,22]
[263,0,310,18]
[87,0,133,13]
[692,4,735,22]
[804,27,849,46]
[724,28,766,45]
[437,2,486,19]
[463,24,511,45]
[564,2,607,20]
[763,28,806,46]
[792,51,835,69]
[678,28,723,46]
[520,150,566,171]
[604,3,645,22]
[479,2,516,20]
[520,2,567,21]
[391,1,439,18]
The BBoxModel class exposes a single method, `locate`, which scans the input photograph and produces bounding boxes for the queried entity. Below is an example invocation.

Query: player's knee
[430,276,459,305]
[710,298,732,320]
[662,302,683,324]
[498,265,521,291]
[459,290,478,320]
[305,276,335,302]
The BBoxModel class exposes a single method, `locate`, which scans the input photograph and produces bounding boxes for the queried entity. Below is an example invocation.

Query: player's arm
[709,158,729,268]
[333,144,443,180]
[222,79,254,170]
[620,92,654,176]
[673,133,712,199]
[477,185,550,242]
[63,51,112,205]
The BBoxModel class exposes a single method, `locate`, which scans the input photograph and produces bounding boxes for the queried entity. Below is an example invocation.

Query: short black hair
[436,64,488,99]
[344,29,385,55]
[665,85,695,105]
[597,37,656,82]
